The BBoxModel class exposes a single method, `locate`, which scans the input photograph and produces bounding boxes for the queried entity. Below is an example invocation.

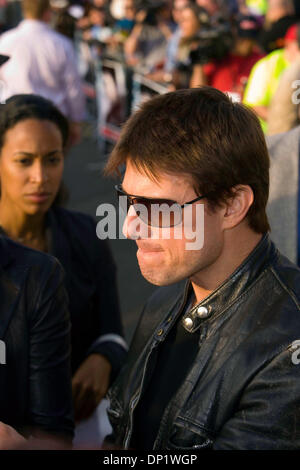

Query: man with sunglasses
[104,87,300,450]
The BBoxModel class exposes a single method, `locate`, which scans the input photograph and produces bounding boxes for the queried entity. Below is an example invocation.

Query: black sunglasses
[115,184,207,228]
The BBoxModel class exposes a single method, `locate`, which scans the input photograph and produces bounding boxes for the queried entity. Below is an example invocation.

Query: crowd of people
[2,1,300,132]
[77,0,300,135]
[0,0,299,453]
[55,1,300,116]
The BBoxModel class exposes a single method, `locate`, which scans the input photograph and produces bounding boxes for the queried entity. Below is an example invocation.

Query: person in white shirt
[0,0,85,145]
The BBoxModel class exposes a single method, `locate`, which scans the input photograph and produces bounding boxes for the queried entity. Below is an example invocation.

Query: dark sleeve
[28,259,74,441]
[85,229,128,385]
[213,347,300,450]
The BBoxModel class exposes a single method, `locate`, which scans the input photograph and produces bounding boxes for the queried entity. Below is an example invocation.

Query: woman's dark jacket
[45,206,127,380]
[0,235,74,439]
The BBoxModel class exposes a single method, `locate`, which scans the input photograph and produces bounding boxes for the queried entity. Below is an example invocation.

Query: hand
[82,29,92,42]
[157,22,172,40]
[126,55,140,67]
[0,422,26,450]
[72,354,112,423]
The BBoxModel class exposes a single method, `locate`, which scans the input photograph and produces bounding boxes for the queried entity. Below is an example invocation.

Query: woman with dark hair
[0,94,127,430]
[162,3,210,89]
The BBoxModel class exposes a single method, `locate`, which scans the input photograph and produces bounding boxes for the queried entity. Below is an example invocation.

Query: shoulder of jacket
[269,253,300,310]
[0,235,62,288]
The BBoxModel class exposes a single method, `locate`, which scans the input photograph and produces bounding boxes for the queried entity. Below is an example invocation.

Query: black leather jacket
[107,235,300,450]
[0,235,74,440]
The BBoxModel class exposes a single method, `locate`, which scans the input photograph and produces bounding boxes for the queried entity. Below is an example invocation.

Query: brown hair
[22,0,50,19]
[105,87,270,234]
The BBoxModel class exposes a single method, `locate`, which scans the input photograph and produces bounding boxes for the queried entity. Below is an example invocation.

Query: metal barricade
[131,73,169,111]
[76,39,169,155]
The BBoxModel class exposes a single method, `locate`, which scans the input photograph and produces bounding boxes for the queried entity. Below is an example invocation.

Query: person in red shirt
[191,14,265,101]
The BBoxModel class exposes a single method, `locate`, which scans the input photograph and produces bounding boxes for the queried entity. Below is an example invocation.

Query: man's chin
[139,267,179,287]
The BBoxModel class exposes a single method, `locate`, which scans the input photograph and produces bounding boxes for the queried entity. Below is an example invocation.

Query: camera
[190,23,233,65]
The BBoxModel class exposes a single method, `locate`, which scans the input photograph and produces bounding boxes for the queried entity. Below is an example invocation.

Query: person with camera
[124,0,174,72]
[190,14,264,101]
[145,2,209,88]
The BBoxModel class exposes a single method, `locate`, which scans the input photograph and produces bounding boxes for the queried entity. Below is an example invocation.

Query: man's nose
[122,205,139,239]
[122,205,150,240]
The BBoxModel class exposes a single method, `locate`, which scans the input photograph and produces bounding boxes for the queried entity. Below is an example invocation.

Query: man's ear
[221,185,254,230]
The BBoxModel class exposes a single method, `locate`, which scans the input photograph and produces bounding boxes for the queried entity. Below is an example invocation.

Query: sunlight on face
[121,160,224,286]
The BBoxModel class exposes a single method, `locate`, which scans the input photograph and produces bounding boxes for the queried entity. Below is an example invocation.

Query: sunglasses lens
[149,201,182,227]
[116,186,182,228]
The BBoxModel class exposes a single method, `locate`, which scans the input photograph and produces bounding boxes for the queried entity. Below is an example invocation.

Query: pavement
[65,134,156,343]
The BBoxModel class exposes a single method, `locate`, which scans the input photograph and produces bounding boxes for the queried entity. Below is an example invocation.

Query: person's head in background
[233,14,262,56]
[266,0,295,23]
[89,5,106,26]
[196,0,238,18]
[124,0,136,20]
[22,0,52,22]
[196,0,219,15]
[172,0,190,25]
[162,0,174,21]
[0,95,69,220]
[151,0,173,23]
[93,0,107,8]
[180,3,209,39]
[50,0,75,39]
[49,0,69,13]
[284,23,300,62]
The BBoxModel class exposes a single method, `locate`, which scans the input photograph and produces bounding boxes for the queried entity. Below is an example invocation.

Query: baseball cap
[236,14,261,39]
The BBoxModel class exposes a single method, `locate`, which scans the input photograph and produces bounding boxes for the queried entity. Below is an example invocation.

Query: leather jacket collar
[181,233,276,333]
